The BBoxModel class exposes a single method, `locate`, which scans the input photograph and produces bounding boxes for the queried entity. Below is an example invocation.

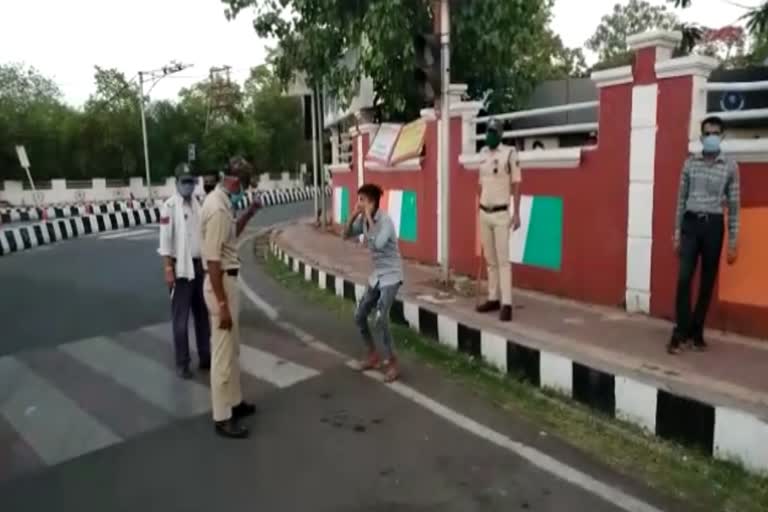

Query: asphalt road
[0,201,688,512]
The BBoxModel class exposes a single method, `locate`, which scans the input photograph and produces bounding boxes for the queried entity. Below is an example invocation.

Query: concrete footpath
[271,221,768,474]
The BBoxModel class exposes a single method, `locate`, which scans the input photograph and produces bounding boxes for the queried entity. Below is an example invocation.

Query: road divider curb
[0,187,329,257]
[268,237,768,476]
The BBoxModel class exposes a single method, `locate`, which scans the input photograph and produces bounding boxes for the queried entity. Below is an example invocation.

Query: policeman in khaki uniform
[200,157,261,439]
[476,119,522,322]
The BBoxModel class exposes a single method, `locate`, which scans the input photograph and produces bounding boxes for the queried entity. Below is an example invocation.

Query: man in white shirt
[158,166,211,379]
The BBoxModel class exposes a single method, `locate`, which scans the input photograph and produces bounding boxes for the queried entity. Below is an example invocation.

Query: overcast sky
[0,0,758,106]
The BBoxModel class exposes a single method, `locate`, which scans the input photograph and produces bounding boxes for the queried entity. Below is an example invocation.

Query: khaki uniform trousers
[203,273,242,422]
[479,209,512,305]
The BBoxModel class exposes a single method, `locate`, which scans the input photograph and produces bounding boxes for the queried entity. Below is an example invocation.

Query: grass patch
[261,244,768,512]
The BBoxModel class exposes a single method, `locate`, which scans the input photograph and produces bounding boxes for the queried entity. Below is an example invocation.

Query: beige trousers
[479,210,512,305]
[203,274,242,422]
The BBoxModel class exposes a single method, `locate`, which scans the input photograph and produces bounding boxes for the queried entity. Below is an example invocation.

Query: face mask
[177,182,195,199]
[203,184,216,194]
[701,134,722,154]
[228,187,244,208]
[486,131,501,149]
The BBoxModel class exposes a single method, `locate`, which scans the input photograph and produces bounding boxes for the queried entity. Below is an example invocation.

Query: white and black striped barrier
[0,186,330,257]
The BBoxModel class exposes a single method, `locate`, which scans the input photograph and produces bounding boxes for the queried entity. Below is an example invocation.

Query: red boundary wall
[331,41,768,339]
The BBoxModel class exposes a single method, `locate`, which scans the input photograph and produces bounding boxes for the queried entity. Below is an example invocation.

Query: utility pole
[416,1,451,283]
[315,84,327,228]
[205,65,236,134]
[138,72,151,200]
[310,91,319,223]
[438,0,451,283]
[138,62,192,199]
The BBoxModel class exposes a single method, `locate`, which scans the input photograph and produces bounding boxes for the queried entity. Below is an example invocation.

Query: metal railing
[473,101,599,143]
[336,134,353,164]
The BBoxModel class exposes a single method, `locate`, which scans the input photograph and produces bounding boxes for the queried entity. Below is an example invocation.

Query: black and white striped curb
[0,200,161,224]
[0,208,162,256]
[0,187,330,258]
[269,240,768,475]
[0,186,330,225]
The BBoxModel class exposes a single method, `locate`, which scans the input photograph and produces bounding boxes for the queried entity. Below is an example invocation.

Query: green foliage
[0,62,309,181]
[587,0,679,63]
[224,0,560,118]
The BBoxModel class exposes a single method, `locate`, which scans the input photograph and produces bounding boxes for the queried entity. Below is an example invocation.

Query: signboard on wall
[390,119,427,165]
[366,123,401,163]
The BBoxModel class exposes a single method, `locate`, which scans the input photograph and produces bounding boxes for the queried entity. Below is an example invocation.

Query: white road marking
[239,345,319,388]
[238,276,279,321]
[238,251,666,512]
[98,228,154,240]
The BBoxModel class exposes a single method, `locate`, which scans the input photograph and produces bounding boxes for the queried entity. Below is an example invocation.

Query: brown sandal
[382,359,400,383]
[358,351,381,371]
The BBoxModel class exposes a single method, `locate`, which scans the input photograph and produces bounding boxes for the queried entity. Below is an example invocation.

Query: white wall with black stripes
[270,241,768,475]
[0,187,330,257]
[0,186,330,225]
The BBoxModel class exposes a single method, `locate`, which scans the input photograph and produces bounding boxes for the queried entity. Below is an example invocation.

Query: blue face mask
[701,134,722,154]
[228,188,244,208]
[177,182,195,199]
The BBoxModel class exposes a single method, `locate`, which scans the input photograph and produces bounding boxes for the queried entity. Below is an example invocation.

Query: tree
[0,61,309,183]
[670,1,768,36]
[587,0,679,65]
[0,63,77,181]
[223,0,557,118]
[544,33,588,79]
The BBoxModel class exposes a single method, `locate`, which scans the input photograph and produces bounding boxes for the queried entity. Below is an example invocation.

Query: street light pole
[439,0,451,284]
[137,62,192,201]
[138,71,152,200]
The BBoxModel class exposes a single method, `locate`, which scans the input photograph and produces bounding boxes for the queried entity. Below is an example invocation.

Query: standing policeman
[476,119,522,322]
[200,156,261,439]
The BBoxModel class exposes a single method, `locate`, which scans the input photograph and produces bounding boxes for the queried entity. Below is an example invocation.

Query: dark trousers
[172,259,211,368]
[674,212,724,341]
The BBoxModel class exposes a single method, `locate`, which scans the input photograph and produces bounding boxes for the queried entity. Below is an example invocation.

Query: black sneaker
[232,401,257,420]
[499,305,512,322]
[214,419,249,439]
[177,366,193,379]
[476,300,501,313]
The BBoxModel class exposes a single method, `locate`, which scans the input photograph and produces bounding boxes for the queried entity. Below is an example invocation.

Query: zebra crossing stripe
[60,337,211,418]
[0,356,121,466]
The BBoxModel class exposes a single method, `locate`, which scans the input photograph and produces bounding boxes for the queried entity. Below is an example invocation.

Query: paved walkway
[275,222,768,417]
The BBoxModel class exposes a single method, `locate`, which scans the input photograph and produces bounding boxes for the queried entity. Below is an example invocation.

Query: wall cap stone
[627,30,682,51]
[591,65,634,88]
[656,54,719,79]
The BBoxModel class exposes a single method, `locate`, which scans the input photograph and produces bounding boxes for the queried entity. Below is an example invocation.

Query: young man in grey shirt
[669,116,740,354]
[342,184,403,382]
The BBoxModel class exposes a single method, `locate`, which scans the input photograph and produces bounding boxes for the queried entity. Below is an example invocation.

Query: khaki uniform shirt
[479,144,522,208]
[200,186,240,271]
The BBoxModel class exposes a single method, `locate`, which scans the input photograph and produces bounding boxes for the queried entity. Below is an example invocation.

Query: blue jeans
[354,282,401,360]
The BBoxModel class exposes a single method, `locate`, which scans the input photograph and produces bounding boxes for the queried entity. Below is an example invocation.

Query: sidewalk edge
[268,236,768,476]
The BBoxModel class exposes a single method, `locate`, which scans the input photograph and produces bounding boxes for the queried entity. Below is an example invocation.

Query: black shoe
[177,366,193,379]
[499,305,512,322]
[199,361,211,371]
[232,401,256,420]
[476,300,501,313]
[692,337,709,351]
[214,419,249,439]
[667,334,684,355]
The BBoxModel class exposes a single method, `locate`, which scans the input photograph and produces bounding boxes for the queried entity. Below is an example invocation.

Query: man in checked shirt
[669,116,740,354]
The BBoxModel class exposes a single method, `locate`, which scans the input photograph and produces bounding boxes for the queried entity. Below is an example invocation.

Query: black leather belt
[685,211,723,222]
[479,204,508,213]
